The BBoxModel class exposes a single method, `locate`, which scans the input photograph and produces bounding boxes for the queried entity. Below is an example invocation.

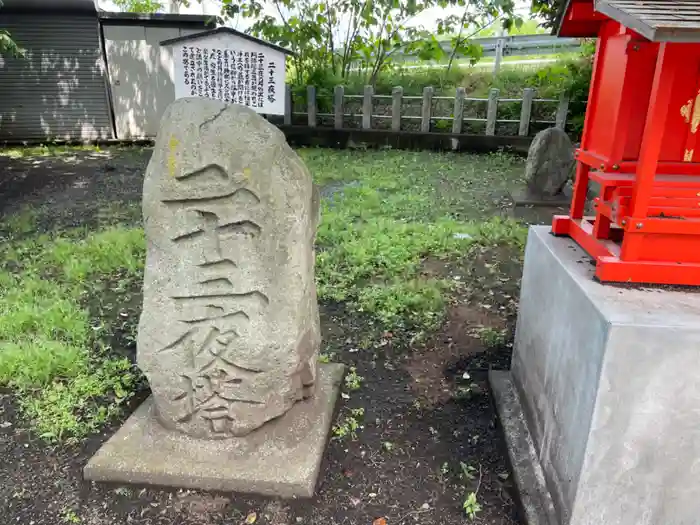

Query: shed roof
[160,27,293,55]
[595,0,700,42]
[0,0,97,13]
[559,0,700,42]
[99,11,215,29]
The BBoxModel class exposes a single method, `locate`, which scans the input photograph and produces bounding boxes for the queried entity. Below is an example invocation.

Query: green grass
[0,218,144,441]
[0,147,527,441]
[300,149,527,333]
[0,144,102,158]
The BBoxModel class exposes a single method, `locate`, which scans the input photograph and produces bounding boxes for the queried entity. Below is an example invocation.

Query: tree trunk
[166,0,180,13]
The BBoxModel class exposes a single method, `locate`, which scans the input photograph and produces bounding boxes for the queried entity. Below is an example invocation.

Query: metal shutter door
[0,14,114,142]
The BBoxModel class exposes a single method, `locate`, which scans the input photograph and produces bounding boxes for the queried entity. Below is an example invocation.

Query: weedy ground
[0,146,529,525]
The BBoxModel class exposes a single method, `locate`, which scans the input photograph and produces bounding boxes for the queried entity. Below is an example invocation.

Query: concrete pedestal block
[493,226,700,525]
[84,364,344,498]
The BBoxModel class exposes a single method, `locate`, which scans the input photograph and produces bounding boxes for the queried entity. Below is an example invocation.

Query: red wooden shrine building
[552,1,700,285]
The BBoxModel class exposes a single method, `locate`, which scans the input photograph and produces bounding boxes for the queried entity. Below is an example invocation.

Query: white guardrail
[393,34,584,75]
[460,34,583,58]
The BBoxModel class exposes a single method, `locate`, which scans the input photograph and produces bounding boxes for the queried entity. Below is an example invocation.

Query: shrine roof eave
[558,0,700,42]
[596,0,700,43]
[557,0,607,37]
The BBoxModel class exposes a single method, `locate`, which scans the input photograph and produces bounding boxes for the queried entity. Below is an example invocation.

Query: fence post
[555,93,570,130]
[519,88,535,136]
[451,87,466,151]
[284,83,292,126]
[452,87,465,134]
[421,86,434,133]
[334,85,344,130]
[392,86,403,131]
[486,88,499,136]
[307,85,317,127]
[492,38,505,77]
[362,85,373,130]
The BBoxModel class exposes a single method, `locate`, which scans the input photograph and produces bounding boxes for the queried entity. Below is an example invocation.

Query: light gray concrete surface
[508,226,700,525]
[84,363,344,498]
[512,227,609,524]
[490,370,558,525]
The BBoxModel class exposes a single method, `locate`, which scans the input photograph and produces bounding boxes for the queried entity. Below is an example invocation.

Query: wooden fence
[1,84,568,152]
[281,84,570,139]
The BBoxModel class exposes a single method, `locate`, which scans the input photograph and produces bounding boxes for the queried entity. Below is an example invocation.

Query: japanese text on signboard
[181,46,277,108]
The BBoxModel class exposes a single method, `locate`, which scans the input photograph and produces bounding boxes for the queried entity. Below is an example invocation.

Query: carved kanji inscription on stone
[139,99,321,439]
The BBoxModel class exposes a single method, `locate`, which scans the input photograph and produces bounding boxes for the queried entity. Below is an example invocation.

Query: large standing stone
[139,98,321,439]
[510,127,576,223]
[84,99,344,497]
[524,127,575,199]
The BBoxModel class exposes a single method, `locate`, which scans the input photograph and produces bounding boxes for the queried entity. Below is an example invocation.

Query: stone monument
[511,127,576,223]
[522,127,575,202]
[84,98,344,498]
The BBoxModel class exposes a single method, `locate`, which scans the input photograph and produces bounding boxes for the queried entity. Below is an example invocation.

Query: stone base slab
[490,370,558,525]
[509,190,570,208]
[84,363,345,498]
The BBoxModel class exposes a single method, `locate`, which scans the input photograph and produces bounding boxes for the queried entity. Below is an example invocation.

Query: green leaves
[407,35,447,62]
[463,492,482,520]
[452,38,484,65]
[112,0,165,13]
[0,28,23,58]
[531,0,564,30]
[213,0,516,86]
